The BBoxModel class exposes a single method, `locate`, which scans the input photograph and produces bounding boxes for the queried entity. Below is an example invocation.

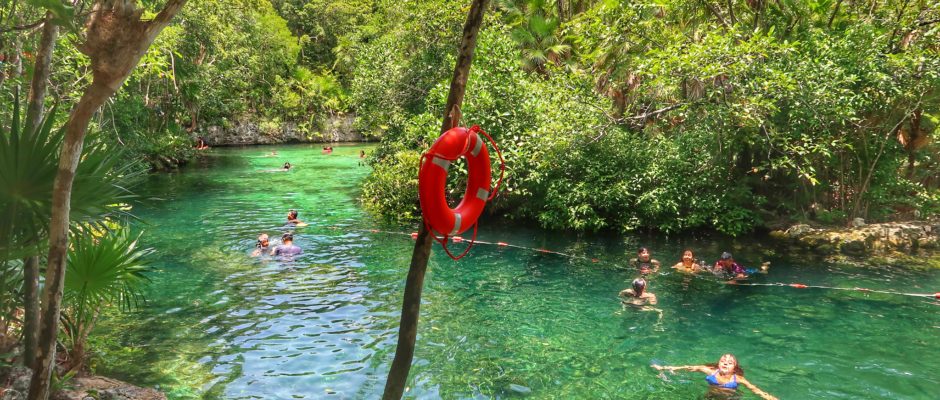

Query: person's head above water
[283,162,291,169]
[637,247,651,262]
[282,232,294,244]
[718,251,736,267]
[682,249,695,263]
[256,233,270,248]
[287,210,298,221]
[712,354,744,376]
[631,278,647,296]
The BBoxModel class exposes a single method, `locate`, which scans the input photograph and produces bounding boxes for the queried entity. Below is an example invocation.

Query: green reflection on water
[92,144,940,399]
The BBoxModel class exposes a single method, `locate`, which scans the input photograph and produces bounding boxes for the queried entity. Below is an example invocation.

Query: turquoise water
[94,144,940,399]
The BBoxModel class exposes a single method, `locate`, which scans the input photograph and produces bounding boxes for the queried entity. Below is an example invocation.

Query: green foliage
[62,227,154,370]
[361,0,940,235]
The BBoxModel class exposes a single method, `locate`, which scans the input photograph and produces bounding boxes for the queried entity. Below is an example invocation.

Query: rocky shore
[1,366,165,400]
[770,219,940,260]
[201,113,371,146]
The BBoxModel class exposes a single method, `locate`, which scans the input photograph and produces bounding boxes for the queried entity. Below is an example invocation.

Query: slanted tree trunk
[381,1,489,399]
[23,256,40,367]
[28,2,187,399]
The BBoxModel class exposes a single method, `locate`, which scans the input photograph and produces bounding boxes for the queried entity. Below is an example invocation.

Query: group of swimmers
[620,247,777,399]
[250,210,306,258]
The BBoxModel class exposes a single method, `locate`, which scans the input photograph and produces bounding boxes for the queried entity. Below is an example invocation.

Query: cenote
[93,144,940,399]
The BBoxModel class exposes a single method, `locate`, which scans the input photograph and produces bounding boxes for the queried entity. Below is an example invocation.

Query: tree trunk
[381,1,489,399]
[24,12,58,135]
[28,2,188,398]
[23,255,40,368]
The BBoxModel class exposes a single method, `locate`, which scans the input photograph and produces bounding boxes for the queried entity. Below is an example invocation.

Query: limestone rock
[852,218,865,227]
[786,224,814,237]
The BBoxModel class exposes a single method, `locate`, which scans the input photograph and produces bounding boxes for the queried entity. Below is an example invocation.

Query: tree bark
[381,1,489,399]
[28,2,188,398]
[24,13,58,135]
[23,255,40,368]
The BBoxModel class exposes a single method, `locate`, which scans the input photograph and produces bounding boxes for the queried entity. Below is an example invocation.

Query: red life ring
[419,126,493,236]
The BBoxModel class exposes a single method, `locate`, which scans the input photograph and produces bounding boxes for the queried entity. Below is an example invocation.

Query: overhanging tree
[27,1,188,398]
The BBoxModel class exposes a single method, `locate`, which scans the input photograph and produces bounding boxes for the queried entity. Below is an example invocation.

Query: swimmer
[359,150,366,166]
[250,233,270,257]
[619,278,662,324]
[286,209,308,227]
[271,232,303,256]
[264,150,278,157]
[283,162,292,170]
[652,354,778,400]
[672,249,702,273]
[630,247,660,274]
[713,252,769,280]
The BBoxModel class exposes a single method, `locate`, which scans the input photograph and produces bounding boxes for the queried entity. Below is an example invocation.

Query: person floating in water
[271,232,303,257]
[250,233,270,257]
[713,252,769,280]
[283,162,292,171]
[652,354,778,400]
[672,249,702,274]
[630,247,660,274]
[322,146,333,154]
[619,277,662,324]
[286,209,308,226]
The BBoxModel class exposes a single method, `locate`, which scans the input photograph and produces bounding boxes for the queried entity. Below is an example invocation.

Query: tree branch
[0,19,44,33]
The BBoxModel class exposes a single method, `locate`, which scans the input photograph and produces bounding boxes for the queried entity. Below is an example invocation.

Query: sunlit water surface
[94,144,940,399]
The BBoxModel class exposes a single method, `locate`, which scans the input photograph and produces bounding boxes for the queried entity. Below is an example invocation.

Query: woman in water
[630,247,660,274]
[672,249,701,273]
[250,233,270,257]
[652,354,778,400]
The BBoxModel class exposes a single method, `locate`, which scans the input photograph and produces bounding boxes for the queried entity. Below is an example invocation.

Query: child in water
[652,354,778,400]
[630,247,661,274]
[672,249,702,273]
[250,233,270,257]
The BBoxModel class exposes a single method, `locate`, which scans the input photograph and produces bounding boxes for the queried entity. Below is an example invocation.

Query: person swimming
[652,354,778,400]
[619,278,662,324]
[713,252,769,280]
[630,247,660,274]
[672,249,702,273]
[250,233,270,257]
[286,209,307,226]
[283,162,292,170]
[271,232,303,257]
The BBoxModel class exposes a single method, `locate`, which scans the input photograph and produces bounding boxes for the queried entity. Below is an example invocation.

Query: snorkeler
[672,249,702,273]
[652,354,778,400]
[630,247,661,274]
[271,232,303,256]
[250,233,270,257]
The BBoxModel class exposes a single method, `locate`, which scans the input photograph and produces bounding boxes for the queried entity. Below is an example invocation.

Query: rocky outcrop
[202,113,371,146]
[1,366,164,400]
[770,221,940,256]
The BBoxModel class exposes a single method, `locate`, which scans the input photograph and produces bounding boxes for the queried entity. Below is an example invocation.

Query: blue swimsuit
[706,372,738,389]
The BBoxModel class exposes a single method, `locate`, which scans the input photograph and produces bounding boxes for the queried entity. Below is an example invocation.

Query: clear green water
[94,144,940,399]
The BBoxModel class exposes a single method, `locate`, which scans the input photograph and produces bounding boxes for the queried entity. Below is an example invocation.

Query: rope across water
[329,226,940,300]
